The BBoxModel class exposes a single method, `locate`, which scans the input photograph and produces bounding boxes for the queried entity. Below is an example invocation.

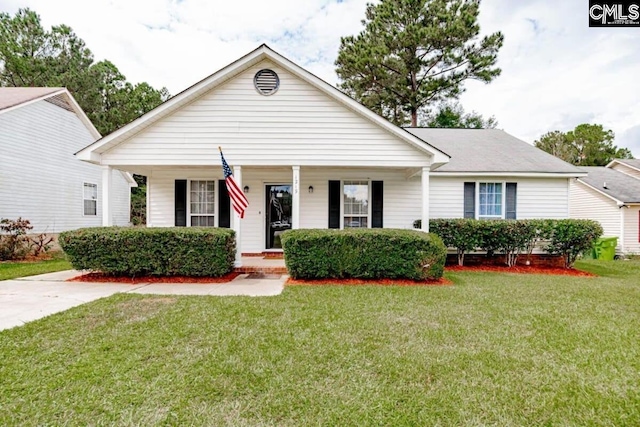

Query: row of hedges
[281,228,446,281]
[420,219,603,268]
[59,227,235,277]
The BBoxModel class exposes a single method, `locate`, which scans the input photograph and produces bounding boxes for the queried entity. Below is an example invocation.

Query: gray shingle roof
[405,128,583,174]
[577,166,640,204]
[0,87,64,111]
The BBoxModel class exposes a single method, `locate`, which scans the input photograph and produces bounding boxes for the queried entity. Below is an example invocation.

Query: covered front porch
[100,164,433,267]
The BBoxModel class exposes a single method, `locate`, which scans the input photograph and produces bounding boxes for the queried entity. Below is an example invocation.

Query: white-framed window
[189,180,215,226]
[343,180,369,228]
[83,182,98,216]
[478,182,504,219]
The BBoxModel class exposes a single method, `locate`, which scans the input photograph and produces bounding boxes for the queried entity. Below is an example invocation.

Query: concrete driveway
[0,270,285,331]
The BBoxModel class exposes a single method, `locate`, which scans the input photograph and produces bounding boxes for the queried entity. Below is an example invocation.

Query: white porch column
[292,166,300,229]
[421,167,430,233]
[101,165,113,226]
[233,165,243,267]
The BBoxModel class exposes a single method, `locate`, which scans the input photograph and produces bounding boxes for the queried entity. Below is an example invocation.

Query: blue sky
[2,0,640,156]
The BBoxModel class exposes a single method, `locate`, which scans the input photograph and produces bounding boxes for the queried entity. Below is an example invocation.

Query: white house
[570,161,640,254]
[76,44,584,265]
[0,87,135,233]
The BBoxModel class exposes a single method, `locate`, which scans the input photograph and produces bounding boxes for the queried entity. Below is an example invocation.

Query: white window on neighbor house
[343,180,369,228]
[478,182,503,219]
[83,182,98,216]
[190,180,215,226]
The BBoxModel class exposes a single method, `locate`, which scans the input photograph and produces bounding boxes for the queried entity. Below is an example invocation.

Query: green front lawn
[0,252,71,280]
[1,259,639,425]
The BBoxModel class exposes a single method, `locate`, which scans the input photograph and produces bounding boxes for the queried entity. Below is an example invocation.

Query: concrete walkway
[0,270,286,331]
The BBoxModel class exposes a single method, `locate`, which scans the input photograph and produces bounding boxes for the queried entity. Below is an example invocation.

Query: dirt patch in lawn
[67,272,241,284]
[286,277,453,286]
[446,264,596,277]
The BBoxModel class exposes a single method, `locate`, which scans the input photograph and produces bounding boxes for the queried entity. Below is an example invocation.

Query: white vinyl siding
[622,207,640,254]
[569,180,620,244]
[0,100,132,232]
[100,60,431,168]
[430,176,570,219]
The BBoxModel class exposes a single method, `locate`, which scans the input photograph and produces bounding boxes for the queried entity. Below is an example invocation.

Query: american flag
[220,149,249,219]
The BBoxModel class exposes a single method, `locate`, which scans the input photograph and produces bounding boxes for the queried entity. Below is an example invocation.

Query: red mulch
[446,264,596,277]
[286,277,453,286]
[67,272,241,284]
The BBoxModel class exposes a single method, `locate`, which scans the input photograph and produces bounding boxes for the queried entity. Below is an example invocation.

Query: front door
[265,184,292,249]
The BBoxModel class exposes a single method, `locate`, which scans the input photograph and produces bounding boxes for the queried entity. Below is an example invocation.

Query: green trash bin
[593,237,618,261]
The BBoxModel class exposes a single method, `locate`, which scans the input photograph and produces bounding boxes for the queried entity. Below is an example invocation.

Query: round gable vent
[254,69,279,95]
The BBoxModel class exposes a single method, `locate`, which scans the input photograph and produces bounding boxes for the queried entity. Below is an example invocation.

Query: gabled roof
[75,44,450,166]
[577,166,640,204]
[405,128,585,176]
[606,158,640,172]
[0,87,101,140]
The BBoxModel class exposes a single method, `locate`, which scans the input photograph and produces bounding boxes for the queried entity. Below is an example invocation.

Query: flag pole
[218,146,222,153]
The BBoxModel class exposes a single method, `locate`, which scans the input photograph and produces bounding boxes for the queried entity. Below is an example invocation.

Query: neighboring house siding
[569,180,620,241]
[148,167,421,253]
[100,60,429,168]
[0,100,130,232]
[430,177,570,219]
[610,163,640,180]
[622,206,640,254]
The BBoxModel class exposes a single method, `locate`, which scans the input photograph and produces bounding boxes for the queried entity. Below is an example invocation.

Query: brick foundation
[446,253,565,268]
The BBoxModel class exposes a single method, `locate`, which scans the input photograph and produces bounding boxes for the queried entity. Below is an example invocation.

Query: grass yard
[1,259,639,425]
[0,252,71,281]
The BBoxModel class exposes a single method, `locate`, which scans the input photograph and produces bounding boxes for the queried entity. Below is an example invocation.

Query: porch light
[308,185,314,193]
[243,185,250,194]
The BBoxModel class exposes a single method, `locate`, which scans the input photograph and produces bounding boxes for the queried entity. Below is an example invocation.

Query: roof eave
[431,171,587,178]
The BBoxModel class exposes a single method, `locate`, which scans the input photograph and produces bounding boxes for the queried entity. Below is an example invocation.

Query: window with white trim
[343,180,369,228]
[83,183,97,216]
[190,180,215,226]
[478,182,503,219]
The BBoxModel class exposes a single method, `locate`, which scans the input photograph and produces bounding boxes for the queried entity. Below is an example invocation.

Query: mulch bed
[446,264,596,277]
[286,277,453,286]
[67,272,241,284]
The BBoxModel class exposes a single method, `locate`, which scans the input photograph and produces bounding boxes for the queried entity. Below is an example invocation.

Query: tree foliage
[0,8,169,135]
[335,0,503,127]
[534,124,633,166]
[423,102,497,128]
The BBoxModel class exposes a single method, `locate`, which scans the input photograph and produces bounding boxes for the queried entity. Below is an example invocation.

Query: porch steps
[234,266,288,274]
[235,254,288,275]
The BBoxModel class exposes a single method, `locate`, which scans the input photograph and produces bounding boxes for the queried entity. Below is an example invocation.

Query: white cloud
[2,0,639,156]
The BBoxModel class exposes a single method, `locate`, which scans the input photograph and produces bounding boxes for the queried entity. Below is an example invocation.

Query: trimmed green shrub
[430,219,481,266]
[281,228,446,281]
[59,227,235,277]
[546,219,603,268]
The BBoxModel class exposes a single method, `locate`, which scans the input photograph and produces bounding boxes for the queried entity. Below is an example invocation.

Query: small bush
[0,217,33,260]
[281,228,446,281]
[546,219,603,268]
[430,219,481,266]
[59,227,235,277]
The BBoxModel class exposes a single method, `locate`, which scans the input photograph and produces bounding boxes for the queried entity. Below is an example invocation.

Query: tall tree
[0,8,169,135]
[534,124,634,166]
[424,102,497,128]
[335,0,503,127]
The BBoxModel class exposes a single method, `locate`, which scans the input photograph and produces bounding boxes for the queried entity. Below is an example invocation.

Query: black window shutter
[506,182,517,219]
[371,181,383,228]
[328,180,340,229]
[218,179,231,228]
[175,180,187,227]
[463,182,476,218]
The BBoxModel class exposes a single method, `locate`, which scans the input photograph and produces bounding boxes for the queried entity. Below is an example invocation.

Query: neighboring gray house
[75,45,584,265]
[0,87,135,233]
[570,164,640,254]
